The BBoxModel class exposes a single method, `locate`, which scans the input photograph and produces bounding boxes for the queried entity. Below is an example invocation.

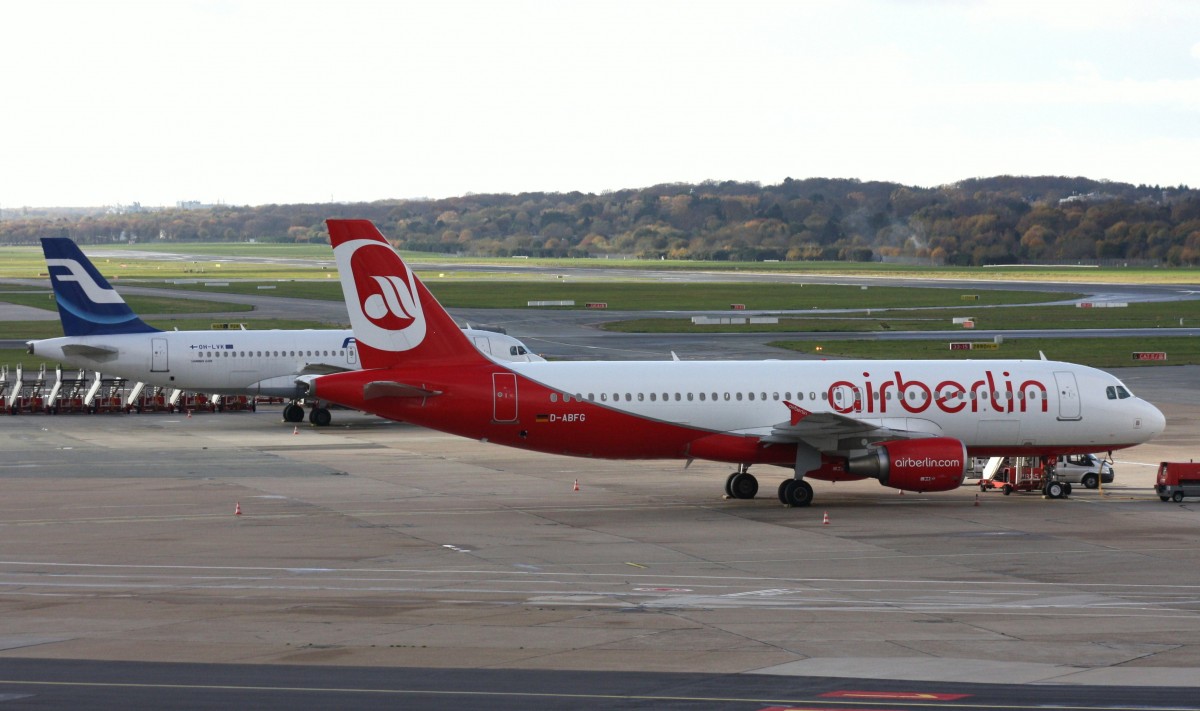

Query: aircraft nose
[1140,400,1167,440]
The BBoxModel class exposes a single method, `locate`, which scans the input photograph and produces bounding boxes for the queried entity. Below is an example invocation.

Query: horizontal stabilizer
[363,381,443,400]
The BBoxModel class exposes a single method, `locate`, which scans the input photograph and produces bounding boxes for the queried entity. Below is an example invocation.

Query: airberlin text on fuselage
[829,369,1049,416]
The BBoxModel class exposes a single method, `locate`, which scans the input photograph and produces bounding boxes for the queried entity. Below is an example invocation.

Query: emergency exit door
[492,372,518,423]
[151,338,168,372]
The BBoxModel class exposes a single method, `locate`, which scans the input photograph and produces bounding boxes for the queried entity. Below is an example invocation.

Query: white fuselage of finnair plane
[30,328,541,398]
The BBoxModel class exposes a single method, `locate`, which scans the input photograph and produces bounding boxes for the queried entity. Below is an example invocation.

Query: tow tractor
[977,456,1071,498]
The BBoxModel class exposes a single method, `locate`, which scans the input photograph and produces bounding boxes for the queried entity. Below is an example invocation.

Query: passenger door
[1053,371,1081,420]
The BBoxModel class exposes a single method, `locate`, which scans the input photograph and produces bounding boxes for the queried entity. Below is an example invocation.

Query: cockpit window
[1116,385,1131,399]
[1107,385,1133,400]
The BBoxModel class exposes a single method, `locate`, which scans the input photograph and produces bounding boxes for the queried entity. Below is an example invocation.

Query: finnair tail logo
[46,258,124,304]
[335,239,427,352]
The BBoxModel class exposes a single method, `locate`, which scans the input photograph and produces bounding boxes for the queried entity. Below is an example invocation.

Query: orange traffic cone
[234,502,242,516]
[292,426,299,435]
[573,479,580,492]
[897,489,903,495]
[822,511,830,525]
[186,409,192,419]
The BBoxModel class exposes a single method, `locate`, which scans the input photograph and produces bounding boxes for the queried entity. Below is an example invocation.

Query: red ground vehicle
[1155,462,1200,502]
[978,457,1071,498]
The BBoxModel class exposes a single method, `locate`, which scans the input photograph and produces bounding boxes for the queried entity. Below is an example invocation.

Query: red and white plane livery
[305,219,1166,507]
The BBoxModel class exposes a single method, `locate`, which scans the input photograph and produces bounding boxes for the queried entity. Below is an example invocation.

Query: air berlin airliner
[305,219,1166,507]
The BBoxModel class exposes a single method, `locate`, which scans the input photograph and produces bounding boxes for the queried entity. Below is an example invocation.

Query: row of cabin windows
[547,389,1049,404]
[197,349,351,359]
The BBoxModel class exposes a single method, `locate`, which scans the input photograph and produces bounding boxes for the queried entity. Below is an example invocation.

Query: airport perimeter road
[0,366,1198,705]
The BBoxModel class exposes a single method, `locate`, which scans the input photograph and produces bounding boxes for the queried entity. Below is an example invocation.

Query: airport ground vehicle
[1056,453,1115,489]
[1155,462,1200,502]
[978,457,1071,498]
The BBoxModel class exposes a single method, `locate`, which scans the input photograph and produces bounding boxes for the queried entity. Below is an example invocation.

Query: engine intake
[847,437,968,493]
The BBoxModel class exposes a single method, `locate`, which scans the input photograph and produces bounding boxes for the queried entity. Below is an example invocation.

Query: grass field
[768,335,1196,367]
[0,290,251,316]
[3,242,1200,284]
[3,242,1196,371]
[0,317,340,342]
[603,300,1200,333]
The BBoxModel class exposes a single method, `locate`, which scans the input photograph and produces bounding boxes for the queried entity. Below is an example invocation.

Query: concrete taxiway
[1,366,1198,691]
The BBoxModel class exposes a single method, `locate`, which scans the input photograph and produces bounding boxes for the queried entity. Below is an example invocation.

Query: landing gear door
[492,372,518,423]
[151,338,168,372]
[1053,371,1081,421]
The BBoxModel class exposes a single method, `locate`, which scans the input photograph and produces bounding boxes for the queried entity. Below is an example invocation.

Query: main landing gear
[777,478,814,507]
[724,465,759,499]
[723,465,815,508]
[283,402,305,423]
[283,400,332,427]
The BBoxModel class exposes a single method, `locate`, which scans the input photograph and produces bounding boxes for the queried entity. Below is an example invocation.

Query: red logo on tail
[350,244,420,331]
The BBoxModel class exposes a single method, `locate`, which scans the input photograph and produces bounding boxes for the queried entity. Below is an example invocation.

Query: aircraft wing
[363,381,443,400]
[760,401,939,450]
[299,363,354,376]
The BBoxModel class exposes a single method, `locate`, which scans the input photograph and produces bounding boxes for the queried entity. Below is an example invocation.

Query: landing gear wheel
[1172,491,1185,503]
[1045,481,1065,499]
[283,403,305,423]
[729,472,758,499]
[309,407,332,427]
[1081,473,1099,490]
[1002,484,1012,495]
[724,472,737,498]
[778,479,813,507]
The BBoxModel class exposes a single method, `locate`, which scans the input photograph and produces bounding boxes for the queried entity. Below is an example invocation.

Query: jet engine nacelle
[846,437,968,493]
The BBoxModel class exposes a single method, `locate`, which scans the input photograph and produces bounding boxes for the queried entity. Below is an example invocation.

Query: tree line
[3,176,1198,265]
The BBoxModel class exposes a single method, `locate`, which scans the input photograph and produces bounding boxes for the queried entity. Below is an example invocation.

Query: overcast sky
[2,0,1197,208]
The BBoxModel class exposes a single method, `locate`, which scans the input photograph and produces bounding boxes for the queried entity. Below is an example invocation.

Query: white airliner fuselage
[30,328,539,398]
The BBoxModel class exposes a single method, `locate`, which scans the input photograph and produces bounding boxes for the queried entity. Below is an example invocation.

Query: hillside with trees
[2,176,1198,265]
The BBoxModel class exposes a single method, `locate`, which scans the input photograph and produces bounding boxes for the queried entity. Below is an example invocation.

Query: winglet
[40,238,159,336]
[784,401,811,426]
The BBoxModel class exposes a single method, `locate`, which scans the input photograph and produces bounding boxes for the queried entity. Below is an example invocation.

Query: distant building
[1058,192,1117,205]
[175,200,214,210]
[106,202,145,215]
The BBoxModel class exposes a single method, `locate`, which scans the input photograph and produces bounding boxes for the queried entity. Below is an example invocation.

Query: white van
[1057,454,1115,489]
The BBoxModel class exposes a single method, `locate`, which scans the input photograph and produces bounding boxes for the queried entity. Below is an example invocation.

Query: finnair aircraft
[26,238,543,425]
[305,219,1166,507]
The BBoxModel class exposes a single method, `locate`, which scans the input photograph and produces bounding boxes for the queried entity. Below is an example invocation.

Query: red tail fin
[327,219,485,370]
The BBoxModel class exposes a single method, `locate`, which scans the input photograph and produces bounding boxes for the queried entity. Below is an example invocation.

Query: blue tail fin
[40,238,160,336]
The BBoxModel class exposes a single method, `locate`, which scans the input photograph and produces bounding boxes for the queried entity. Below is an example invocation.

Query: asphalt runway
[1,364,1199,708]
[4,265,1200,708]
